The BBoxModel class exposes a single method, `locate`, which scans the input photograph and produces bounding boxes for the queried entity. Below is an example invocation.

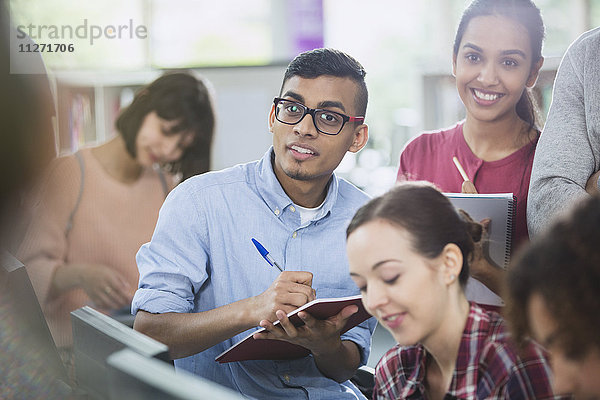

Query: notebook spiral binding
[504,195,517,268]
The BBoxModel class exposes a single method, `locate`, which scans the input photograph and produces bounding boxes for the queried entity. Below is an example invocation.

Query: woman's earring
[450,274,456,281]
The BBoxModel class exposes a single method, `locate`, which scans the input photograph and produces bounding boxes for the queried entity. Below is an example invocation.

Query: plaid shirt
[373,303,564,399]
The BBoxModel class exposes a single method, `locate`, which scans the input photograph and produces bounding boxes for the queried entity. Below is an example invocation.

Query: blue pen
[251,238,283,272]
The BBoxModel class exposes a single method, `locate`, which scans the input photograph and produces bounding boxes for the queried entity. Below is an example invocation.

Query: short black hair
[115,71,215,180]
[280,48,368,117]
[506,195,600,359]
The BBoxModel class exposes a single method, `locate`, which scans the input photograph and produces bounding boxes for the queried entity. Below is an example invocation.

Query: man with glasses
[132,48,375,399]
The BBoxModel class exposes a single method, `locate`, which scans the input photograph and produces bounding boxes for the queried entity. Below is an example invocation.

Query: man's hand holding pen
[247,239,361,381]
[250,238,316,322]
[249,237,357,356]
[250,271,316,324]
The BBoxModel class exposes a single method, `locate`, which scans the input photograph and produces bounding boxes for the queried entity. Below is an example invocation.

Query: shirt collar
[457,302,490,357]
[255,147,339,222]
[400,346,427,398]
[400,303,490,398]
[448,302,490,397]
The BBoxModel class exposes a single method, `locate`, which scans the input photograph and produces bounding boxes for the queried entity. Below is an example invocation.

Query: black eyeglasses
[273,97,364,136]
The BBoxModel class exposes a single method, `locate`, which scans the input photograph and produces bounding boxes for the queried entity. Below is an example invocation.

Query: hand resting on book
[214,295,370,364]
[252,303,362,382]
[467,217,504,296]
[252,304,359,357]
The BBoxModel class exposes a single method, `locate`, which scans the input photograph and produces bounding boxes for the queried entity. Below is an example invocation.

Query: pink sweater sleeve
[18,156,81,306]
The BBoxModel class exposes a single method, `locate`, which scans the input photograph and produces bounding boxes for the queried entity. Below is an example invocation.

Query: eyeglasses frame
[273,97,365,136]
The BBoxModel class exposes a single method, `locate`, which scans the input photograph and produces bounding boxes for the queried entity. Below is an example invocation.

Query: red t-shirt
[397,121,537,250]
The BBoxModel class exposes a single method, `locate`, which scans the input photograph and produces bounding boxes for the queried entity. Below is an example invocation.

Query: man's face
[268,75,367,190]
[528,293,600,399]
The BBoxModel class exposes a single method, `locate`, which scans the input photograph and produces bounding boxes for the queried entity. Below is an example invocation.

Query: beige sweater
[18,148,172,347]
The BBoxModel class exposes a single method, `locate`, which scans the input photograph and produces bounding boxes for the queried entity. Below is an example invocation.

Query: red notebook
[215,294,371,363]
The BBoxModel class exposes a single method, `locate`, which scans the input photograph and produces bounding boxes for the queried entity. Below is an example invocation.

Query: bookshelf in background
[53,71,157,155]
[56,85,94,154]
[51,66,286,171]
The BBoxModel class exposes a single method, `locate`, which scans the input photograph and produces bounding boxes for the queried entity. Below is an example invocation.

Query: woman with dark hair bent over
[18,71,215,356]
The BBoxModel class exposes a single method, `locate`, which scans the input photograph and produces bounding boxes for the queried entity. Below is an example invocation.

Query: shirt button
[283,374,290,383]
[292,232,297,239]
[290,205,296,213]
[274,208,280,216]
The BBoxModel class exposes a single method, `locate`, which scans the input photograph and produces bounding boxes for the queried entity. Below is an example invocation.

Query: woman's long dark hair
[116,72,215,180]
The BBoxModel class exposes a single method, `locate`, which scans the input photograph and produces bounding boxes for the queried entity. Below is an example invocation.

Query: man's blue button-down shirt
[132,148,376,399]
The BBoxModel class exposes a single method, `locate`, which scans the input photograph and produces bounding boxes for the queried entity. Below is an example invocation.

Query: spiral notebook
[444,193,516,269]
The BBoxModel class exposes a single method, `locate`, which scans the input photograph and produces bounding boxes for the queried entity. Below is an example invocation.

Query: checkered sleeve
[479,318,566,399]
[502,341,567,399]
[373,344,426,399]
[373,346,402,399]
[473,307,567,399]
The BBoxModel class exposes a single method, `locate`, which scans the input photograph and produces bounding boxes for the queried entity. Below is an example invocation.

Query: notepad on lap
[215,294,370,363]
[444,193,516,269]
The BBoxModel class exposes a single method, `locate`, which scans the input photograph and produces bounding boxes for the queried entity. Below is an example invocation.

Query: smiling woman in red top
[397,0,545,308]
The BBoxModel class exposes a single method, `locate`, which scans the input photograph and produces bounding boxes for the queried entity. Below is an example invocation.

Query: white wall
[199,65,287,171]
[54,64,288,170]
